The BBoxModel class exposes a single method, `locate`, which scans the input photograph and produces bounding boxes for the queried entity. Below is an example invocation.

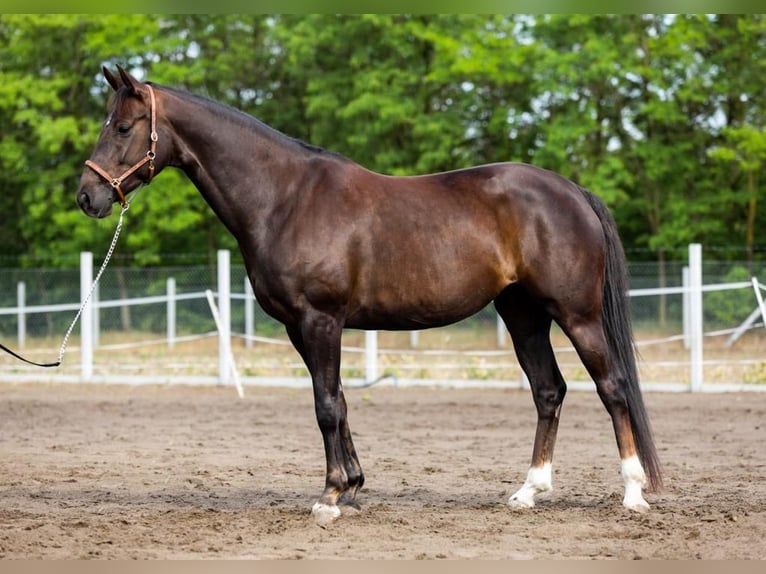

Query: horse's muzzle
[77,187,114,218]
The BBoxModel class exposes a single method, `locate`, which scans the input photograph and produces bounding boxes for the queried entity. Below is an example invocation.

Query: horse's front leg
[288,313,362,526]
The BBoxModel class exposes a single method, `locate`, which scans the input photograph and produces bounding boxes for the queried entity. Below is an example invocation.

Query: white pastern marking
[508,463,552,509]
[621,455,650,512]
[312,502,341,527]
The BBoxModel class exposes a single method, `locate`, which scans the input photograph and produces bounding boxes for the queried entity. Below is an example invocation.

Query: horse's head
[77,66,162,218]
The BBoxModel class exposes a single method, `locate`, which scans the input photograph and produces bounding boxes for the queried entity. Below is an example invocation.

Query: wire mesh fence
[0,252,764,390]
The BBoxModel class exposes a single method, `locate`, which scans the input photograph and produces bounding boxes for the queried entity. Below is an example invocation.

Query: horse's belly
[344,272,506,330]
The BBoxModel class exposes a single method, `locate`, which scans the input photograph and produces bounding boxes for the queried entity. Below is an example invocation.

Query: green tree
[0,15,162,265]
[1,14,765,272]
[705,15,766,267]
[276,15,445,174]
[530,14,639,208]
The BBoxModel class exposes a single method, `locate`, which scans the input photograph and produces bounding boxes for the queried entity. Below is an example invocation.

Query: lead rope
[0,195,136,368]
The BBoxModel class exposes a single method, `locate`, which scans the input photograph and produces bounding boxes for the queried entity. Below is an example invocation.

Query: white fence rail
[1,245,764,393]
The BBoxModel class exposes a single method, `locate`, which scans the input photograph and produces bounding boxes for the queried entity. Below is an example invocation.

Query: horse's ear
[103,66,122,92]
[117,65,142,95]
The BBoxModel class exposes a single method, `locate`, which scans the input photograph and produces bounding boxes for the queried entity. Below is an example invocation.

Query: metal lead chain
[56,199,133,365]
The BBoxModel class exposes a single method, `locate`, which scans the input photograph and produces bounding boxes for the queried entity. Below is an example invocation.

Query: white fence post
[244,276,254,349]
[688,244,703,392]
[497,313,507,347]
[217,249,231,384]
[365,330,378,383]
[17,281,25,349]
[81,251,94,382]
[753,277,766,328]
[682,266,690,350]
[167,277,176,349]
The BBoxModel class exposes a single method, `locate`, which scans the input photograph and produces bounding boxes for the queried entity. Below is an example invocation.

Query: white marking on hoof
[312,502,341,527]
[621,455,650,513]
[508,494,536,510]
[624,498,650,514]
[508,463,552,510]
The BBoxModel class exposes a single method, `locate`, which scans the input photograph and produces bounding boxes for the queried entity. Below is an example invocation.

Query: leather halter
[84,84,158,206]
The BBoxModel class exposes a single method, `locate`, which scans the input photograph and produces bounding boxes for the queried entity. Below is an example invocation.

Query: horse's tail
[577,186,663,492]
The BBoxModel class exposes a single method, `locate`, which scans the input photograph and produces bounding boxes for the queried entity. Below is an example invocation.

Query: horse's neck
[162,89,307,238]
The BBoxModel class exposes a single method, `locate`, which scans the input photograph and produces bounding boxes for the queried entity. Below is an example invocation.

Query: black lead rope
[0,342,60,368]
[0,198,135,370]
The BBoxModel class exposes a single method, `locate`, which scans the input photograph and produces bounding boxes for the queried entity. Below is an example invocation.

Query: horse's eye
[117,124,131,135]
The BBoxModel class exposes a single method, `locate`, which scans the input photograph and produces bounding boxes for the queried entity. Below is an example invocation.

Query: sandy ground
[0,381,764,559]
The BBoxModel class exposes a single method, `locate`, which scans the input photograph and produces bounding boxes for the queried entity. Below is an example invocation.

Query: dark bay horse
[77,66,661,525]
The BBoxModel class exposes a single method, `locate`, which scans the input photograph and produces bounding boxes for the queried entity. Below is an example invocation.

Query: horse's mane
[146,83,347,160]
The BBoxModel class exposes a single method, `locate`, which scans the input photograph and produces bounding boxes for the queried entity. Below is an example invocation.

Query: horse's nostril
[77,191,91,211]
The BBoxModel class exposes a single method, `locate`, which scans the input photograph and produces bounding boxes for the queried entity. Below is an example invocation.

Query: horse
[77,66,662,525]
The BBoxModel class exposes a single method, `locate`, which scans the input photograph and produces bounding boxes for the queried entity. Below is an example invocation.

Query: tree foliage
[1,14,764,267]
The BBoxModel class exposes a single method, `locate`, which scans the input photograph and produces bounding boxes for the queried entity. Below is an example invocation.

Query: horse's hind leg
[561,317,651,512]
[495,286,567,509]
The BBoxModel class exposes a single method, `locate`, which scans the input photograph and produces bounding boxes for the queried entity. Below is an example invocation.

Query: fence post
[497,313,507,347]
[753,277,766,328]
[244,276,254,349]
[17,281,25,349]
[167,277,176,349]
[682,266,690,350]
[365,330,378,383]
[217,250,231,384]
[688,244,703,392]
[81,251,94,382]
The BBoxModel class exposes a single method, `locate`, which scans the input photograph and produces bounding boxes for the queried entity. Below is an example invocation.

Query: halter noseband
[84,84,158,207]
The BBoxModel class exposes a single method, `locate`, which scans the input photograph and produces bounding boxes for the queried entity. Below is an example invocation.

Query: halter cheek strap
[85,84,158,206]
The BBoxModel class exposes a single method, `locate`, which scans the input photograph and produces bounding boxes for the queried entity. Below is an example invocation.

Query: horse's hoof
[507,494,535,510]
[622,484,650,513]
[312,502,341,527]
[623,499,650,514]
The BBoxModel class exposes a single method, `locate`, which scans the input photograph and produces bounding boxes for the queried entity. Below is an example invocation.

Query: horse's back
[372,161,606,274]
